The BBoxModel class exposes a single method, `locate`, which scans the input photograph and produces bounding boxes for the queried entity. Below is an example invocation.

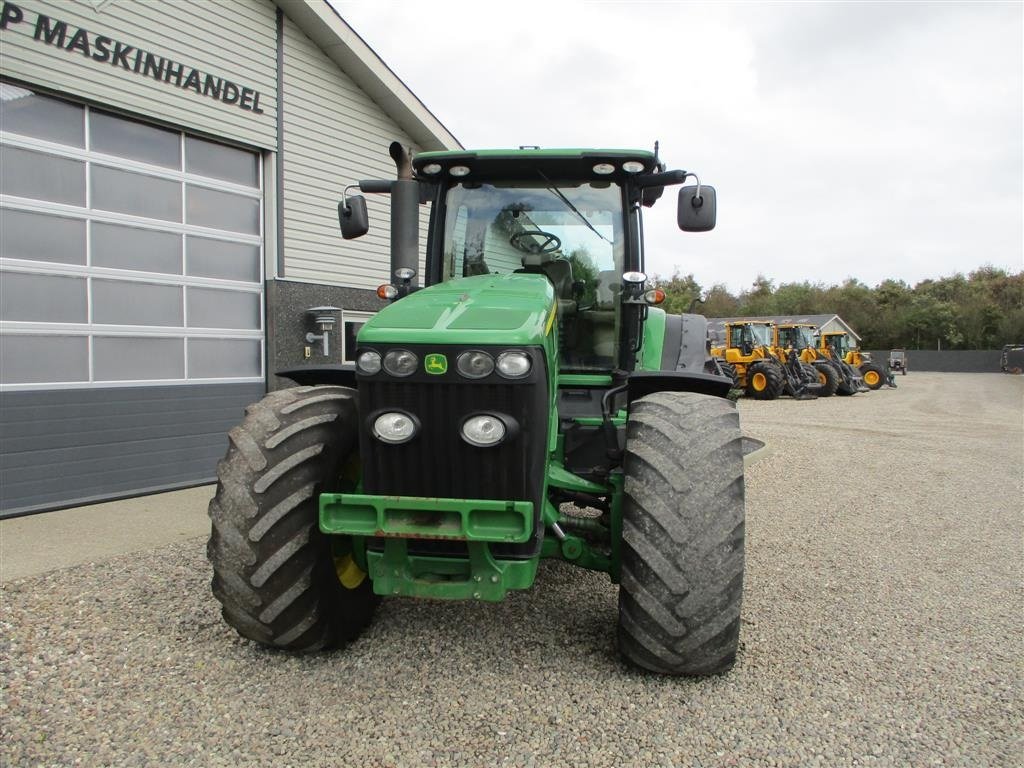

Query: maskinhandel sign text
[0,2,266,115]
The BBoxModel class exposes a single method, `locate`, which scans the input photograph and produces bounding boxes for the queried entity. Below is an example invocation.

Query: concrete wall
[866,350,1004,373]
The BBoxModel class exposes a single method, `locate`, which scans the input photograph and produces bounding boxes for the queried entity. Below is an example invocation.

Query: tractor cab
[822,331,852,360]
[728,321,773,356]
[776,324,816,353]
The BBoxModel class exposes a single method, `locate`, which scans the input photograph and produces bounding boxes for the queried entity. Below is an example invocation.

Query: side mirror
[677,185,716,232]
[338,195,369,240]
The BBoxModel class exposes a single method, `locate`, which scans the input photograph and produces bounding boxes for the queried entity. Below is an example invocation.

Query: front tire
[812,361,839,397]
[207,385,377,652]
[618,392,745,676]
[746,361,783,400]
[860,363,886,390]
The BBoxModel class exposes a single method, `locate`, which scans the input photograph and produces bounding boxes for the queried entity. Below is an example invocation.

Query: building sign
[0,2,265,115]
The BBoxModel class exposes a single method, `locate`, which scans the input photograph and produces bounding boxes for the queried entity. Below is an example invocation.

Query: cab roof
[412,148,659,182]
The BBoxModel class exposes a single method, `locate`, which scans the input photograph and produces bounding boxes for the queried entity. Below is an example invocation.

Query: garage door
[0,83,266,516]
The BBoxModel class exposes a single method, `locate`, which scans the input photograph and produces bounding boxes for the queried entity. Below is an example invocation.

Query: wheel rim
[817,370,828,385]
[864,370,880,387]
[334,553,367,589]
[752,372,767,391]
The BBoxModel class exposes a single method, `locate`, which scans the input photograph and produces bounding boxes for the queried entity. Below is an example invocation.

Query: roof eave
[274,0,461,152]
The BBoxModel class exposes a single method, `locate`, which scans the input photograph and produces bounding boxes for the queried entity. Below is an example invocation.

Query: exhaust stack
[389,141,419,290]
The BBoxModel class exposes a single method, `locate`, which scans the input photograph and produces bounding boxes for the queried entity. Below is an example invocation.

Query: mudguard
[627,370,732,400]
[277,364,357,388]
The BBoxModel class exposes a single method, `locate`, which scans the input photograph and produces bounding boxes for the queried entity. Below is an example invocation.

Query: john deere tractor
[207,143,745,676]
[820,331,882,391]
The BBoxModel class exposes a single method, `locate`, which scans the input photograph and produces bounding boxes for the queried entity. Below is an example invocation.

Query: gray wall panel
[0,383,264,517]
[865,350,1004,373]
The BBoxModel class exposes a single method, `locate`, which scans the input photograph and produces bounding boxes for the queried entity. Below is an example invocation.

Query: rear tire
[718,360,738,388]
[860,363,886,390]
[812,361,839,397]
[207,385,377,652]
[746,362,782,400]
[618,392,745,676]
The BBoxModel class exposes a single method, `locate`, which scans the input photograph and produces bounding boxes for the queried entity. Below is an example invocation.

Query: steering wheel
[510,230,562,255]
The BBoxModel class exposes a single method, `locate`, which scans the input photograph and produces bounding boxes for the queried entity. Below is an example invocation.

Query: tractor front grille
[355,345,549,509]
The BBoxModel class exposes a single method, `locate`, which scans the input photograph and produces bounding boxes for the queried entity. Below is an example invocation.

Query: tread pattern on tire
[746,361,783,400]
[618,392,745,676]
[207,385,377,652]
[812,361,840,397]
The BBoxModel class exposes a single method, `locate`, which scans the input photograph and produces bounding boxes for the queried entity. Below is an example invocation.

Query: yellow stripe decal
[545,303,557,336]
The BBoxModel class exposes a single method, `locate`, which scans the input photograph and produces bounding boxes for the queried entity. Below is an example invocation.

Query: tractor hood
[358,273,557,346]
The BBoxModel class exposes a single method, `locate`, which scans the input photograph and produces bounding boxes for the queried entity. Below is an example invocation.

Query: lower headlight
[461,414,507,447]
[372,411,418,444]
[496,351,531,378]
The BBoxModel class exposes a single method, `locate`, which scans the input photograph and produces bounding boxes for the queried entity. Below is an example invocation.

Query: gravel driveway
[2,372,1021,767]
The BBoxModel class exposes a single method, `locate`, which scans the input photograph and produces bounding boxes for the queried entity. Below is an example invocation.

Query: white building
[0,0,459,515]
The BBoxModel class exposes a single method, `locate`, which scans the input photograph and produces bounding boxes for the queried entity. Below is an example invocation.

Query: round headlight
[356,350,382,374]
[592,163,615,175]
[373,412,418,444]
[449,165,470,177]
[421,163,442,175]
[622,160,645,173]
[622,271,647,285]
[496,351,531,378]
[461,414,506,447]
[457,351,494,379]
[383,349,418,377]
[394,267,416,281]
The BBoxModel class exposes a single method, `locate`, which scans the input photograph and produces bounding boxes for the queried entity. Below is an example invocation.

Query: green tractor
[207,143,746,676]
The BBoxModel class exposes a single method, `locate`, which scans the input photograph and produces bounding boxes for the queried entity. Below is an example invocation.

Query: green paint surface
[321,493,534,544]
[639,307,667,370]
[359,274,555,345]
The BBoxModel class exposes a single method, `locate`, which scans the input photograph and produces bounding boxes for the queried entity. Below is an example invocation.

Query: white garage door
[0,82,264,385]
[0,82,266,515]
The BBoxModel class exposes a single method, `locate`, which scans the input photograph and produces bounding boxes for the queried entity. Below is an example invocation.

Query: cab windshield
[442,181,622,282]
[729,324,773,349]
[827,335,849,356]
[441,180,625,370]
[750,325,773,347]
[782,326,815,348]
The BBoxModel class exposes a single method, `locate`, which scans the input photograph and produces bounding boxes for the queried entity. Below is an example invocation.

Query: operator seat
[519,252,575,314]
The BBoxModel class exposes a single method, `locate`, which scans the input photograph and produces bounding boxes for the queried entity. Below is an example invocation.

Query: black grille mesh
[359,379,543,502]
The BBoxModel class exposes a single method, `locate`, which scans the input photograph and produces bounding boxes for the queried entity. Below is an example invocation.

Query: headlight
[372,411,418,444]
[496,351,531,378]
[461,414,506,447]
[383,349,418,377]
[456,350,494,379]
[356,350,382,375]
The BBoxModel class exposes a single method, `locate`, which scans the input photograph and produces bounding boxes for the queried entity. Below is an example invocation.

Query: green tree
[702,283,741,318]
[649,270,703,315]
[738,275,776,316]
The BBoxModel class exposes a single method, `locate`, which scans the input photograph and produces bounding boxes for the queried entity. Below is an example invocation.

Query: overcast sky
[330,1,1022,294]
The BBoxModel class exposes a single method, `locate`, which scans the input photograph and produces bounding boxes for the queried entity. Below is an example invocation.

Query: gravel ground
[2,372,1021,767]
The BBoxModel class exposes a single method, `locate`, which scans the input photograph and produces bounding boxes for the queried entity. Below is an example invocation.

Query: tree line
[650,266,1024,350]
